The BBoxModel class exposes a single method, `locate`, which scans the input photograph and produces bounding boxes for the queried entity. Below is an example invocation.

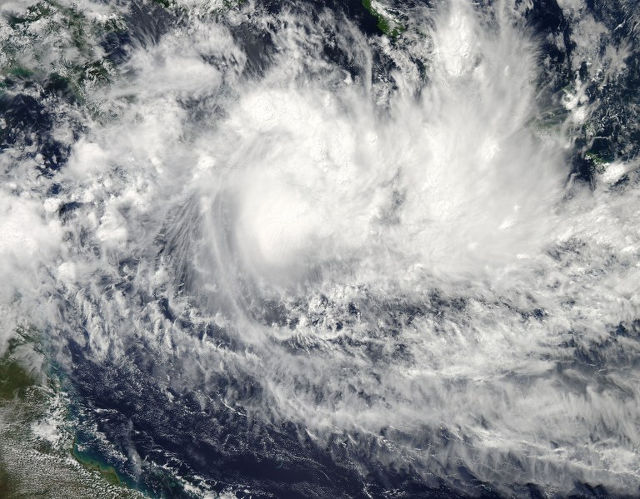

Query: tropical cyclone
[0,0,639,497]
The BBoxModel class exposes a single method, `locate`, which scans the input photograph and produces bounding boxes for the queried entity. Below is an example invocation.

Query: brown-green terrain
[0,334,143,498]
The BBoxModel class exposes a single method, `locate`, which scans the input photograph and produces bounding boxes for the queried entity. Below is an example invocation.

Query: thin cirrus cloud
[0,0,639,496]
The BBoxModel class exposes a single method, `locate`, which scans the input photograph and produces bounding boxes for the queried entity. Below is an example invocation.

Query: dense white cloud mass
[1,0,639,496]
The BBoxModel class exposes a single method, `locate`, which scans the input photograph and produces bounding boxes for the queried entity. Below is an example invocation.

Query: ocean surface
[1,0,639,497]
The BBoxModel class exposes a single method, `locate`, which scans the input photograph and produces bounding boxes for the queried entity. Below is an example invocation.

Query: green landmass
[0,330,144,498]
[585,151,607,165]
[0,358,35,401]
[362,0,405,38]
[1,0,120,102]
